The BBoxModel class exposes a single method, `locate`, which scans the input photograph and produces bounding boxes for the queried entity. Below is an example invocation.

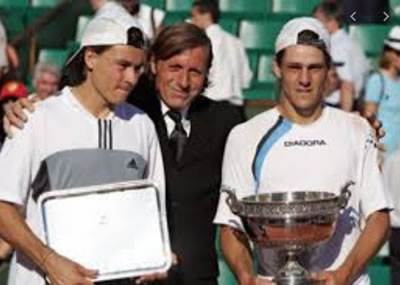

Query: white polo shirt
[214,106,391,284]
[0,87,166,285]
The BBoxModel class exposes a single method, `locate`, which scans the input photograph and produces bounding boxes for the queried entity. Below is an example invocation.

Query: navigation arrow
[383,11,390,22]
[350,11,357,22]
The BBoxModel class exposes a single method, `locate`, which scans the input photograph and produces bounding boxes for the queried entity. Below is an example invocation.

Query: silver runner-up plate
[38,180,171,282]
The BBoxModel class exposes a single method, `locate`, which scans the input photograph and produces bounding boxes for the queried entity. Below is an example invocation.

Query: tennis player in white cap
[0,12,168,285]
[213,17,391,285]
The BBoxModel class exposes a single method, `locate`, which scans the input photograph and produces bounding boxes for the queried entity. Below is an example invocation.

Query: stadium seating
[0,0,28,8]
[247,50,259,75]
[219,0,271,18]
[165,0,192,13]
[75,15,92,43]
[31,0,60,7]
[0,9,25,40]
[348,24,391,57]
[27,0,92,49]
[219,17,238,35]
[257,54,276,84]
[38,48,70,69]
[142,0,165,10]
[244,84,277,100]
[239,20,285,53]
[391,0,400,14]
[161,12,188,26]
[272,0,321,15]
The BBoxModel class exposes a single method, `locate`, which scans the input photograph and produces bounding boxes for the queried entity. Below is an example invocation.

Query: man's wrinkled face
[151,46,210,110]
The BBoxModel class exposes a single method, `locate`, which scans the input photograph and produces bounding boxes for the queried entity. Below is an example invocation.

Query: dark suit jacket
[128,78,244,284]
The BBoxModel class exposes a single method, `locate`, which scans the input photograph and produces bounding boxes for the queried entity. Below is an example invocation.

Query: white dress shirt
[135,4,165,41]
[160,100,191,137]
[330,29,370,101]
[204,24,253,106]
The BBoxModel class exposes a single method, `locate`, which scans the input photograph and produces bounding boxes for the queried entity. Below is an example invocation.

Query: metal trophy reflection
[223,182,352,285]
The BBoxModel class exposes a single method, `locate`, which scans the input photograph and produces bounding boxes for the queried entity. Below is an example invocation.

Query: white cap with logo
[385,26,400,51]
[275,17,330,55]
[67,13,144,65]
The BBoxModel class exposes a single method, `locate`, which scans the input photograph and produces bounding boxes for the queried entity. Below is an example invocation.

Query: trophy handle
[221,187,243,215]
[338,181,353,209]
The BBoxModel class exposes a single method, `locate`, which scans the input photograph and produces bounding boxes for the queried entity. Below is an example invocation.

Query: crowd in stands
[0,0,400,284]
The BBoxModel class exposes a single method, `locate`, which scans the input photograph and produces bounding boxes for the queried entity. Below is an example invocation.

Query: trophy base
[274,275,325,285]
[273,258,325,285]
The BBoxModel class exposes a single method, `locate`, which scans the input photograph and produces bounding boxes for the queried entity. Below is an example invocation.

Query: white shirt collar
[160,98,191,136]
[63,86,116,121]
[160,99,189,120]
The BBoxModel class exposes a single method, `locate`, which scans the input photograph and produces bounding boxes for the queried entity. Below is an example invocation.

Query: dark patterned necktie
[167,110,188,162]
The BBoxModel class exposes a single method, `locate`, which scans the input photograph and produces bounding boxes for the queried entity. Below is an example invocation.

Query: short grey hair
[34,62,61,82]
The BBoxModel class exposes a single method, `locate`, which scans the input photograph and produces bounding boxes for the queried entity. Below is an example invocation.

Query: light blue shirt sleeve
[364,73,383,103]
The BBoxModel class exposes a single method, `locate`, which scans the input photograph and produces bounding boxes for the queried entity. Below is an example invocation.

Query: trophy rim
[241,191,338,205]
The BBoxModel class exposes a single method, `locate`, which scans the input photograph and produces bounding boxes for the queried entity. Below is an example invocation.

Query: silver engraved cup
[223,182,352,285]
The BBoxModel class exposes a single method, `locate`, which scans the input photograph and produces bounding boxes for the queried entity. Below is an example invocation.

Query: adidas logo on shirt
[284,139,327,147]
[127,159,138,169]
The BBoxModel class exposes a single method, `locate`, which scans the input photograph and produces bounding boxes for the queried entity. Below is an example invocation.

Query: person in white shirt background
[118,0,165,42]
[314,1,370,112]
[191,0,252,118]
[90,0,165,42]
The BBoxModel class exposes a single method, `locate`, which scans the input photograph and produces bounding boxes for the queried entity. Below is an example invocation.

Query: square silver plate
[38,180,171,282]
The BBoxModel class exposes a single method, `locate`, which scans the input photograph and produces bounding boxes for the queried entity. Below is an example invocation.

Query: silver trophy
[223,182,352,285]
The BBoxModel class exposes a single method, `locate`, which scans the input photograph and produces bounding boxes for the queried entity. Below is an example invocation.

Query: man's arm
[340,80,354,112]
[314,210,390,285]
[220,226,255,284]
[220,226,273,285]
[0,201,97,285]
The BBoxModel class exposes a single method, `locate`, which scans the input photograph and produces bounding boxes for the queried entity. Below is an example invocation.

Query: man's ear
[84,48,97,71]
[273,59,281,79]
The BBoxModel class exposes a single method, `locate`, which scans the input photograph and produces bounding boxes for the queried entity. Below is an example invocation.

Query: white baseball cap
[385,26,400,51]
[67,13,145,65]
[275,17,330,55]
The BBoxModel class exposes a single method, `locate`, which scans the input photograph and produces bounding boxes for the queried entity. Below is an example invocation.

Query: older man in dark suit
[129,23,244,285]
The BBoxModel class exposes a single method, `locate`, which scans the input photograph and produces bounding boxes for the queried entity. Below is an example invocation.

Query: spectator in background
[0,80,27,147]
[118,0,165,42]
[89,0,141,30]
[191,0,252,118]
[363,26,400,158]
[90,0,165,42]
[29,62,61,102]
[323,62,341,106]
[363,26,400,285]
[314,2,370,111]
[0,17,19,88]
